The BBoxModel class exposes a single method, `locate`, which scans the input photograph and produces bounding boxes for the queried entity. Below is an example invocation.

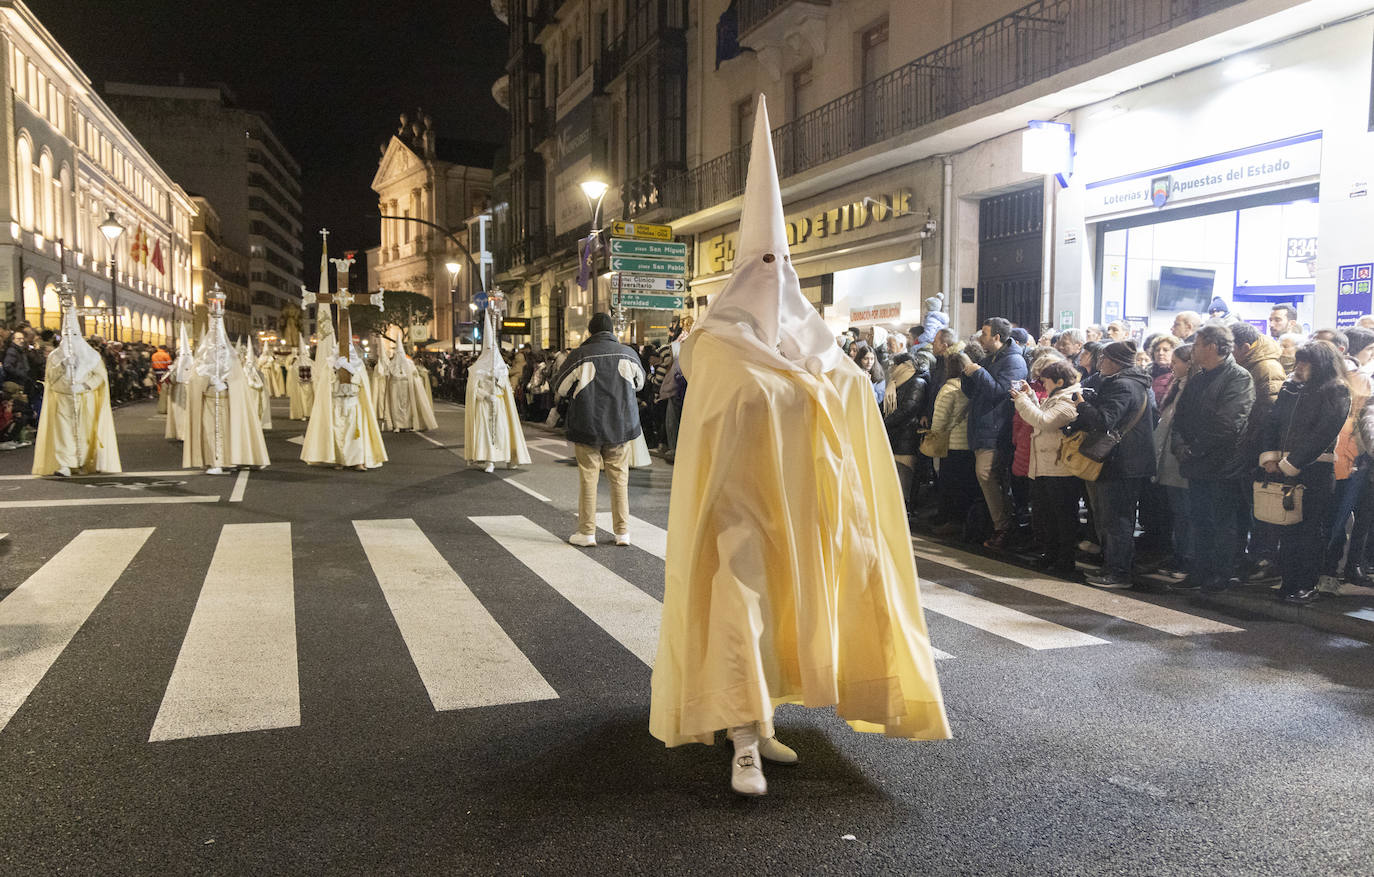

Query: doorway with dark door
[977,185,1044,333]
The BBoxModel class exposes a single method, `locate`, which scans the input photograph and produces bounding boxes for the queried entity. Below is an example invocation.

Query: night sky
[30,0,510,274]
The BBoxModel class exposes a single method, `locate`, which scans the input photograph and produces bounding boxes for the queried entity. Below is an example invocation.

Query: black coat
[883,354,928,456]
[1263,378,1349,487]
[1171,355,1255,481]
[1073,366,1157,480]
[552,331,645,446]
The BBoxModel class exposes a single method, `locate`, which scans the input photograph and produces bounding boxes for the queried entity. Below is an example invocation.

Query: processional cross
[54,274,113,337]
[300,229,385,359]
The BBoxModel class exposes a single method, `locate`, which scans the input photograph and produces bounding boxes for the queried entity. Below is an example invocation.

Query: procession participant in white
[648,96,949,797]
[183,285,270,474]
[164,322,195,441]
[300,238,387,469]
[372,336,392,426]
[384,326,437,432]
[258,339,286,397]
[464,308,530,473]
[241,336,273,430]
[285,335,313,421]
[31,277,122,476]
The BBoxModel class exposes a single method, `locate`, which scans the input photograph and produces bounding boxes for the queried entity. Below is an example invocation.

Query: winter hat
[1104,339,1139,367]
[588,312,614,334]
[1009,327,1031,346]
[920,293,949,342]
[1208,296,1230,317]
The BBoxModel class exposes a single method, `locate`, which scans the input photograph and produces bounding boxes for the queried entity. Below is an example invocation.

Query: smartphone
[1011,380,1027,393]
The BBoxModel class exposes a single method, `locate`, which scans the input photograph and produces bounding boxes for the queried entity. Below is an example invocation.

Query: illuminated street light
[98,211,125,341]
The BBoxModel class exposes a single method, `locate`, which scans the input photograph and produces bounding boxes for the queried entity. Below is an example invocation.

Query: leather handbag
[1254,479,1304,525]
[1058,430,1105,481]
[919,408,966,459]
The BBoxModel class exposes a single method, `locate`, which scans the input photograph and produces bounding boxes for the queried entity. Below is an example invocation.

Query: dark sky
[30,0,510,275]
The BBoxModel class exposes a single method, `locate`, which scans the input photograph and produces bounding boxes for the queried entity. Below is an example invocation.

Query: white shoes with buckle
[728,723,767,797]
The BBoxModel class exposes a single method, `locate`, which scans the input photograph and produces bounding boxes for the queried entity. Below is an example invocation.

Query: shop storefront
[687,161,943,338]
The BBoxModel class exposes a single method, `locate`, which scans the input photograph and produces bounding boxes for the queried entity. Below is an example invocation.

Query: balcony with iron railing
[652,0,1246,219]
[738,0,830,38]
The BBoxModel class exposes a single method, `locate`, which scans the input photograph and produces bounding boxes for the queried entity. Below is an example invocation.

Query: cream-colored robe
[464,371,530,467]
[301,353,387,469]
[244,358,273,431]
[31,357,122,475]
[183,363,270,469]
[284,351,312,420]
[164,379,189,441]
[386,354,438,432]
[649,330,950,746]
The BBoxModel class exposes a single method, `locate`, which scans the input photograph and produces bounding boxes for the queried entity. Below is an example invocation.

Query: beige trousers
[975,447,1011,531]
[575,442,630,536]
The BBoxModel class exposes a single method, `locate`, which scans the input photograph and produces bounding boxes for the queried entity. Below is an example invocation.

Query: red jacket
[1011,379,1048,478]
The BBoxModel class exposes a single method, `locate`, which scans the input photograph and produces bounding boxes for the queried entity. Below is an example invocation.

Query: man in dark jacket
[553,313,645,547]
[2,326,34,393]
[958,317,1028,547]
[1073,340,1157,588]
[1171,324,1255,591]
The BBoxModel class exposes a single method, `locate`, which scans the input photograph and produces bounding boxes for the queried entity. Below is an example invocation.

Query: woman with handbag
[1012,359,1084,580]
[927,343,978,537]
[1260,341,1351,603]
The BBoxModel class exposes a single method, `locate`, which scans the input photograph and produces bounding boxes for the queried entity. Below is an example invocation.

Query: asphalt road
[1,395,1371,875]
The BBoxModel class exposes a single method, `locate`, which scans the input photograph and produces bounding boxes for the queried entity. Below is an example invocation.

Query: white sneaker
[55,466,71,477]
[614,532,631,547]
[205,466,226,475]
[0,441,18,451]
[484,462,495,473]
[568,533,596,547]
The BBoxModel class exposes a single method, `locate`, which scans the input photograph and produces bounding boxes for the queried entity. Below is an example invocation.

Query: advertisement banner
[850,302,902,324]
[554,67,599,235]
[1336,263,1374,328]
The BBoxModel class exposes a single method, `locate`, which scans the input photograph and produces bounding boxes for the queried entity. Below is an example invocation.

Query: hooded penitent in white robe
[183,302,270,471]
[649,96,949,747]
[464,310,530,468]
[241,338,273,430]
[383,329,437,431]
[164,323,194,441]
[258,344,286,397]
[285,339,313,421]
[300,300,388,469]
[32,301,122,476]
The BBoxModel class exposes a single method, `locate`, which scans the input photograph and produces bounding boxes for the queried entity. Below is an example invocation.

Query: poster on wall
[1336,263,1374,327]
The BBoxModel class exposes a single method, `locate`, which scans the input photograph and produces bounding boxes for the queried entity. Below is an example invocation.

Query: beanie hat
[1009,327,1031,346]
[588,312,614,334]
[1208,296,1229,316]
[1104,339,1139,367]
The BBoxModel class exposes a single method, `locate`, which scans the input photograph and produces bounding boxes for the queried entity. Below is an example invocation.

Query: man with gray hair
[1171,311,1202,343]
[1054,328,1085,360]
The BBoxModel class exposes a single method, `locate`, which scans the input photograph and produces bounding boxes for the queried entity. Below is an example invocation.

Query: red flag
[151,239,165,274]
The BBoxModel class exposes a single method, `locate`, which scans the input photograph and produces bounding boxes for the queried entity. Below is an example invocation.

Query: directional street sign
[616,292,684,310]
[613,273,686,292]
[608,238,688,259]
[610,220,673,241]
[609,256,687,277]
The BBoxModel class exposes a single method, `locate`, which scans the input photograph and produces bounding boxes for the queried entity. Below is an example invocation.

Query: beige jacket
[1012,383,1082,478]
[929,378,971,451]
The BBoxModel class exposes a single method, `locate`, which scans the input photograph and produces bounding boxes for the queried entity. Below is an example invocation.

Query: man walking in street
[1171,323,1255,591]
[554,312,645,547]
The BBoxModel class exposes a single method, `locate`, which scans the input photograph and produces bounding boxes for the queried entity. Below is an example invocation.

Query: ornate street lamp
[98,211,125,341]
[446,260,461,351]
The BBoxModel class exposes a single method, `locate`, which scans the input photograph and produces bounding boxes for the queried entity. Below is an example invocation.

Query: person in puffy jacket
[1262,341,1351,603]
[882,346,930,512]
[929,344,977,537]
[1012,358,1084,580]
[1152,343,1193,578]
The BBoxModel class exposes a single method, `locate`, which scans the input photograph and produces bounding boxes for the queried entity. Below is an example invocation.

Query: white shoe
[484,462,495,473]
[614,532,631,547]
[758,736,799,765]
[568,533,596,547]
[0,441,17,451]
[205,466,226,475]
[727,723,767,797]
[55,466,71,477]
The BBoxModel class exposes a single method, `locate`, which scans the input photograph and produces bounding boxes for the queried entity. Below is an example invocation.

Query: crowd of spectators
[855,301,1374,605]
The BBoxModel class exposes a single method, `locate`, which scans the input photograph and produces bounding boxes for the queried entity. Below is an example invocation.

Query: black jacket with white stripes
[553,331,645,447]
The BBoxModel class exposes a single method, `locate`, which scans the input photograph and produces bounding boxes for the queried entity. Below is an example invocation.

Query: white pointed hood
[694,94,843,375]
[388,326,415,377]
[172,322,195,382]
[375,331,393,373]
[194,302,236,392]
[472,310,507,380]
[55,296,103,387]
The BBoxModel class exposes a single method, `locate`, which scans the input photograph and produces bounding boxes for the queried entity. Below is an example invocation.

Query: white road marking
[504,478,552,502]
[229,470,249,503]
[0,496,220,509]
[595,513,667,559]
[286,436,304,446]
[0,470,202,481]
[527,443,567,460]
[471,515,662,665]
[416,431,450,449]
[912,542,1244,636]
[0,528,154,733]
[353,519,558,710]
[149,523,298,742]
[919,579,1109,651]
[932,647,955,661]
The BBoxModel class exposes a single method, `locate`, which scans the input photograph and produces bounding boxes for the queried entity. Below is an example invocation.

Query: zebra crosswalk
[0,516,1244,744]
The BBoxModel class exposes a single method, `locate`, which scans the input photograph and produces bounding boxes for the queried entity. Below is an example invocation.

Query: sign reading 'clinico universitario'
[698,181,919,275]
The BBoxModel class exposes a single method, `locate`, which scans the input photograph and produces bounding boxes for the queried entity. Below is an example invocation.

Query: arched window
[39,150,54,238]
[22,276,38,322]
[40,282,59,330]
[16,135,33,229]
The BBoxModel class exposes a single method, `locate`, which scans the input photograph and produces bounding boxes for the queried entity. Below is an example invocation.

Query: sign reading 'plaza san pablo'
[1083,132,1322,218]
[609,256,687,277]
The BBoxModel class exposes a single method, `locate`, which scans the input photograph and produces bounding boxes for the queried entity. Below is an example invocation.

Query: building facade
[368,112,495,347]
[190,196,250,340]
[0,0,195,345]
[103,81,305,343]
[492,0,1374,346]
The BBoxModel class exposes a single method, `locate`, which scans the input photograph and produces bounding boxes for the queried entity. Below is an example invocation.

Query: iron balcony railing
[738,0,831,38]
[654,0,1245,218]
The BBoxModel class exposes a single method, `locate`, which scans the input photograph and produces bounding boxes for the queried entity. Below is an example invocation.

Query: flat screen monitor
[1155,266,1216,314]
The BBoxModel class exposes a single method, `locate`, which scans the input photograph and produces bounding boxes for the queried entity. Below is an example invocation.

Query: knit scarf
[882,361,917,415]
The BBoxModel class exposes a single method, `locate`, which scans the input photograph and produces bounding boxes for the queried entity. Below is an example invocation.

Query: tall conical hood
[172,322,195,382]
[696,94,842,374]
[473,309,507,380]
[387,326,415,377]
[55,287,103,387]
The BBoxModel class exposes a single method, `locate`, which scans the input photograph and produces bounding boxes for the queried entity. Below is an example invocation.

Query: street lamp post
[578,179,612,334]
[98,211,125,341]
[445,260,461,351]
